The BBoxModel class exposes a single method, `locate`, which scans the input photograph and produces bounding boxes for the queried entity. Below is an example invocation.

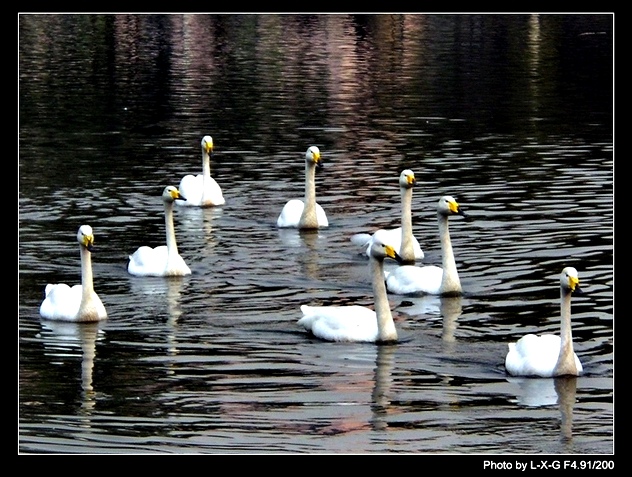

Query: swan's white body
[351,170,423,263]
[277,146,328,229]
[128,186,192,277]
[505,267,583,378]
[39,225,107,322]
[298,238,403,343]
[385,195,465,296]
[177,135,225,207]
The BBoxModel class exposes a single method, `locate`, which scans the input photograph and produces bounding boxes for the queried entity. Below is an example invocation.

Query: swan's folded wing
[299,305,378,342]
[386,265,443,295]
[178,174,204,206]
[202,177,225,205]
[128,245,169,276]
[350,233,372,248]
[277,199,304,227]
[506,334,561,377]
[39,283,81,320]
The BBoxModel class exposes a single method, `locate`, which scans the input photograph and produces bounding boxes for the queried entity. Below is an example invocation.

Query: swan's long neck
[371,256,398,342]
[438,213,461,295]
[79,244,94,302]
[299,161,318,228]
[554,288,578,376]
[201,150,212,203]
[78,244,100,321]
[164,201,180,258]
[202,150,211,179]
[399,185,415,264]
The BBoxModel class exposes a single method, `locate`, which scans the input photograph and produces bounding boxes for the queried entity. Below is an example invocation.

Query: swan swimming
[385,195,466,295]
[350,169,424,264]
[505,267,584,378]
[128,186,192,277]
[277,146,329,229]
[177,135,225,207]
[299,238,404,343]
[39,224,108,322]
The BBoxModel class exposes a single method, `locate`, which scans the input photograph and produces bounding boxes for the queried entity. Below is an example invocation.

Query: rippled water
[18,14,613,455]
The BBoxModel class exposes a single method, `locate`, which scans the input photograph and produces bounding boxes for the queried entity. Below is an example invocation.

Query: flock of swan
[37,136,584,379]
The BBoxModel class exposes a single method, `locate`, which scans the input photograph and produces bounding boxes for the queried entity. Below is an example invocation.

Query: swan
[350,169,424,264]
[39,225,107,322]
[177,135,225,207]
[385,195,466,295]
[127,186,192,277]
[298,238,404,343]
[505,267,584,378]
[277,146,328,229]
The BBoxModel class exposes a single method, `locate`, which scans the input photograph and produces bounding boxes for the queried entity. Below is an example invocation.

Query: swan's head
[561,267,581,293]
[77,224,95,252]
[201,135,214,155]
[370,238,404,264]
[162,185,186,203]
[306,146,323,170]
[399,169,416,189]
[438,195,466,217]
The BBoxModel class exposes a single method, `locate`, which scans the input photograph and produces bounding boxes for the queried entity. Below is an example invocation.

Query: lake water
[18,13,613,456]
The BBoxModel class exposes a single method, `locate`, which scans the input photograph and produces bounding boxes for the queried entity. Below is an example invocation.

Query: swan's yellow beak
[449,199,466,217]
[313,151,323,170]
[385,244,404,264]
[82,233,95,252]
[569,275,580,292]
[171,188,186,202]
[204,138,213,155]
[406,172,416,186]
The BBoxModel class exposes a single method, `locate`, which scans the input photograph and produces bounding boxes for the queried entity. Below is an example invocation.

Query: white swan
[277,146,328,229]
[39,225,107,322]
[128,186,192,277]
[505,267,584,378]
[350,169,424,263]
[177,135,225,207]
[298,238,404,343]
[385,195,466,295]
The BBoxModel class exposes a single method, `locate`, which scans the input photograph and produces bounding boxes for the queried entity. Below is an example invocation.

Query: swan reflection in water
[439,296,463,345]
[177,204,224,254]
[128,275,184,370]
[305,344,398,437]
[370,344,396,432]
[128,274,184,321]
[507,375,578,441]
[278,228,327,281]
[39,320,104,415]
[395,295,464,345]
[307,294,463,436]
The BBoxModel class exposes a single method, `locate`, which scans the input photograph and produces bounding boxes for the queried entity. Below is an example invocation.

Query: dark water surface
[18,14,613,455]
